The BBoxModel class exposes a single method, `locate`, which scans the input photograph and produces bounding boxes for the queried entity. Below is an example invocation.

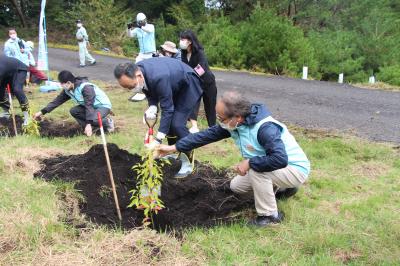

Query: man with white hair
[157,91,311,227]
[126,12,156,102]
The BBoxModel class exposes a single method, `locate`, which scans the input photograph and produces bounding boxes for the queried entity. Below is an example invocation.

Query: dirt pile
[0,116,81,137]
[34,144,253,231]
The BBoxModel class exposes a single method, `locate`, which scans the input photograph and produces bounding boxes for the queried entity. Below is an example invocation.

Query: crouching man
[34,70,114,136]
[157,91,310,227]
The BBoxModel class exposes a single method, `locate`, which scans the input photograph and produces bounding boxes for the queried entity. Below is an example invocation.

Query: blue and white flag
[37,0,48,71]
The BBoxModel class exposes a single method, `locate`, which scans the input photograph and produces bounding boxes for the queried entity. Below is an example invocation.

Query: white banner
[37,0,48,71]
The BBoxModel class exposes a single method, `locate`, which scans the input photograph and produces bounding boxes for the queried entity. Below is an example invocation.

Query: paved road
[43,47,400,143]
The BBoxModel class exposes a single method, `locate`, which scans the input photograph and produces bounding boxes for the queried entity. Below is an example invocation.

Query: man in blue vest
[114,57,202,177]
[157,91,311,227]
[33,70,114,136]
[126,12,156,102]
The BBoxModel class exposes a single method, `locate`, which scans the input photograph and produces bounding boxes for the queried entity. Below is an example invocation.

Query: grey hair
[220,91,252,118]
[114,62,139,79]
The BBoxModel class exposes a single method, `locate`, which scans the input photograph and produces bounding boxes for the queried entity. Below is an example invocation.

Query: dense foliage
[1,0,399,84]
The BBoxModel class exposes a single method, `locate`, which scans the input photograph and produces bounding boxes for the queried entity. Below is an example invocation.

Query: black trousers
[189,81,217,127]
[70,105,110,129]
[0,70,29,111]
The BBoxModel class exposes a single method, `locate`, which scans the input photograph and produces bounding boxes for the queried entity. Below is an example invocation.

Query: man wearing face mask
[33,70,114,136]
[4,28,29,66]
[126,12,156,102]
[114,58,202,177]
[76,20,96,68]
[157,91,310,227]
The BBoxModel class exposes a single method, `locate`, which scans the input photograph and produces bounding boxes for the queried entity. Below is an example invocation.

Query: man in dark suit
[114,57,202,177]
[0,55,30,125]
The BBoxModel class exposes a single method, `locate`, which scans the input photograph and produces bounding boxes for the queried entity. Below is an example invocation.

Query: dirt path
[29,47,400,143]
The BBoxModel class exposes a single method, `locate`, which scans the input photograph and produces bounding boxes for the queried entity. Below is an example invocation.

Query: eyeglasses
[217,114,230,123]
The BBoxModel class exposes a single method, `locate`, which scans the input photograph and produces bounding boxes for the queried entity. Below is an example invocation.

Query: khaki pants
[230,166,307,216]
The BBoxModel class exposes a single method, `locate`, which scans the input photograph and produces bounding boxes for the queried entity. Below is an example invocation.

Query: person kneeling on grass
[33,70,114,136]
[157,91,311,227]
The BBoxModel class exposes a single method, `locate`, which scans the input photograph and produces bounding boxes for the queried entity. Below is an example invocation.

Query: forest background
[1,0,400,85]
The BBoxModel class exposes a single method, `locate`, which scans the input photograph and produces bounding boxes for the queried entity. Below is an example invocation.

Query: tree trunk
[287,0,297,25]
[10,0,27,27]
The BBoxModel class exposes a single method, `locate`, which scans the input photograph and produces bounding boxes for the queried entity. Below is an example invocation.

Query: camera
[127,22,136,29]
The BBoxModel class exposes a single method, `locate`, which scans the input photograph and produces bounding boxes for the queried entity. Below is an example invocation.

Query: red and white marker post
[97,112,122,221]
[6,84,17,136]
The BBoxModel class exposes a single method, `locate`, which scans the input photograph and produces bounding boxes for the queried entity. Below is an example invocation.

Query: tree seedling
[22,109,40,136]
[129,149,168,227]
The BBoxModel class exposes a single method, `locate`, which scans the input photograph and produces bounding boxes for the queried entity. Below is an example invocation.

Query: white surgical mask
[133,77,145,92]
[179,40,189,50]
[219,119,238,131]
[77,23,82,28]
[62,81,73,91]
[10,33,17,40]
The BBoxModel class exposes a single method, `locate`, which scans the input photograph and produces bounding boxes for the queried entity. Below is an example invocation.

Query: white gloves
[145,105,157,120]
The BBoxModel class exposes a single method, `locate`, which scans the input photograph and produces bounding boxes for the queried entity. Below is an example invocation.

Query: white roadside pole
[338,73,344,84]
[302,66,308,80]
[369,76,376,84]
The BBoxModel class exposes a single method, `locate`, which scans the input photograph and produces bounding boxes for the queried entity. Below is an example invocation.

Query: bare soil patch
[34,144,253,231]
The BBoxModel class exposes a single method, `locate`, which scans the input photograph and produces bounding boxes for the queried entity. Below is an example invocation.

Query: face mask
[77,23,82,28]
[219,119,238,131]
[179,40,189,50]
[62,82,73,90]
[10,33,17,40]
[133,77,145,92]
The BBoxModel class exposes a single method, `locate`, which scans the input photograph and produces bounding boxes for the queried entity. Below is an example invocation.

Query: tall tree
[9,0,26,27]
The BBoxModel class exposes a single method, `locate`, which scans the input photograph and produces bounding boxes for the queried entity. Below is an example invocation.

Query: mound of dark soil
[0,116,81,138]
[34,144,253,231]
[39,119,82,138]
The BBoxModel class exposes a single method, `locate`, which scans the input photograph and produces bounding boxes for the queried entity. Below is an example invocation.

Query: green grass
[0,81,399,264]
[182,136,400,265]
[353,81,400,92]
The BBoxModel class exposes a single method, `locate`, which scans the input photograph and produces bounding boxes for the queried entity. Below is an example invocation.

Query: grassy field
[0,80,399,265]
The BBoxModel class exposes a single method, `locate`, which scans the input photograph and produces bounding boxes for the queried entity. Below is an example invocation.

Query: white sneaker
[189,126,200,134]
[105,117,115,133]
[23,111,30,126]
[129,93,146,102]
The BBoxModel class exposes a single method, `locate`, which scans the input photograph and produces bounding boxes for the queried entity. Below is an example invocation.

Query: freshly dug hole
[34,144,253,231]
[0,116,81,137]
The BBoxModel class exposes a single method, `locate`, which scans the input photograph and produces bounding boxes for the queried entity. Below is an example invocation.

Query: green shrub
[198,16,245,69]
[309,30,365,82]
[377,65,400,86]
[240,7,316,75]
[55,0,130,51]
